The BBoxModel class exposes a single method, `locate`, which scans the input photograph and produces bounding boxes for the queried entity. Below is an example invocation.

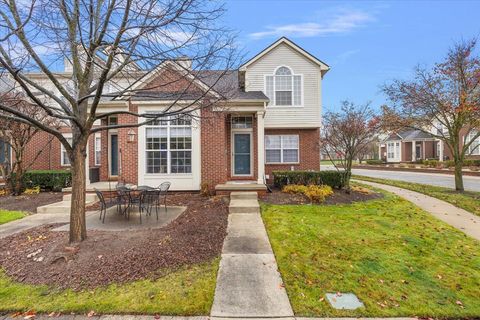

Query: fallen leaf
[87,310,96,317]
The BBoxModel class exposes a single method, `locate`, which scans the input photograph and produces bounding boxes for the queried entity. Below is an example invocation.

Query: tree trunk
[454,160,464,192]
[344,157,353,192]
[69,146,87,243]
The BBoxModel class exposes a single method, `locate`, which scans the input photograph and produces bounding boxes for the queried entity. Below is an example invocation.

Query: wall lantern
[127,129,136,143]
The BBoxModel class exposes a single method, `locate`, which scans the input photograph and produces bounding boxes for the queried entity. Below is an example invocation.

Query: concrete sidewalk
[355,180,480,241]
[210,192,294,318]
[0,213,70,239]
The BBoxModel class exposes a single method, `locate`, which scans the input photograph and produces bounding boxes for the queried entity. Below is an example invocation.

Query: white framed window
[61,135,73,166]
[467,130,480,155]
[231,115,253,129]
[145,115,192,174]
[265,66,302,107]
[94,134,101,166]
[387,142,400,160]
[265,135,299,163]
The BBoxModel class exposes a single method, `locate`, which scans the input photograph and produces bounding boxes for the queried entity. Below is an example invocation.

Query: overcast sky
[224,0,480,111]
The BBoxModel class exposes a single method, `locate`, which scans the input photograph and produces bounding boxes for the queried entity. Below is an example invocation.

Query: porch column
[422,141,426,159]
[378,144,382,160]
[85,140,90,185]
[257,111,265,184]
[411,141,416,162]
[439,140,444,161]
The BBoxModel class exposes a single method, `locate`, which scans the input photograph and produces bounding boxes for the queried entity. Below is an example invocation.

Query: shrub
[23,170,72,191]
[366,159,384,165]
[23,186,40,195]
[273,170,345,189]
[282,184,333,203]
[464,159,480,167]
[422,159,438,168]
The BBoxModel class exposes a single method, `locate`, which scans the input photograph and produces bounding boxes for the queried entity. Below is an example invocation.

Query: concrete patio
[53,205,186,232]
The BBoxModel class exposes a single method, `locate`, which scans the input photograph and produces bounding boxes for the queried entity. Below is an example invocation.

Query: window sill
[265,162,300,165]
[266,105,304,109]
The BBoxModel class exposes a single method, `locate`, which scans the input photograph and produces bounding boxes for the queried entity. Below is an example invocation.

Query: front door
[110,134,119,176]
[415,144,421,160]
[233,133,251,176]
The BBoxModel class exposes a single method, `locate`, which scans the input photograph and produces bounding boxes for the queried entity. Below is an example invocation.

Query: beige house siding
[244,43,322,128]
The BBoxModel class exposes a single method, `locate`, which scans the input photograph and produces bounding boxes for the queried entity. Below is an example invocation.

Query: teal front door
[110,134,119,176]
[233,133,251,176]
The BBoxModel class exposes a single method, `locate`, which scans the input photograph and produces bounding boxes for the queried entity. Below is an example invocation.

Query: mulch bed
[0,192,63,213]
[260,188,382,205]
[0,193,229,290]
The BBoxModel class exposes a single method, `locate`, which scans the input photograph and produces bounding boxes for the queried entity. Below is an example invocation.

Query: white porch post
[422,141,426,159]
[439,140,444,161]
[411,141,416,162]
[85,140,90,185]
[378,144,382,160]
[257,111,265,184]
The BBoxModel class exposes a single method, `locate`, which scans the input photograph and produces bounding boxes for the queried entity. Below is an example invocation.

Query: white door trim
[231,130,253,177]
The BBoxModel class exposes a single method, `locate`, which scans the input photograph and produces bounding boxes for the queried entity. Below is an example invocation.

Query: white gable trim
[239,37,330,73]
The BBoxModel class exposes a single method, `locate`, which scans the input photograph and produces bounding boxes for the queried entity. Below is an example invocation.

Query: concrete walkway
[0,213,70,239]
[355,180,480,241]
[210,192,294,318]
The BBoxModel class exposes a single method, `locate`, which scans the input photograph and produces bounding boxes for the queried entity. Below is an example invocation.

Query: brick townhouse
[4,37,330,192]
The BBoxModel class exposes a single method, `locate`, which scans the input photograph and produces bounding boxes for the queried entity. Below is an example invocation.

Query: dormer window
[265,66,302,106]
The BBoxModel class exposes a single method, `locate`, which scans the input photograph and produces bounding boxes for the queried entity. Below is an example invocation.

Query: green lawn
[352,175,480,217]
[261,193,480,318]
[0,210,26,225]
[0,259,219,315]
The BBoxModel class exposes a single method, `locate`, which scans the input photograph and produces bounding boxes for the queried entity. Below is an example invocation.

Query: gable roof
[385,129,435,141]
[122,60,222,100]
[239,37,330,74]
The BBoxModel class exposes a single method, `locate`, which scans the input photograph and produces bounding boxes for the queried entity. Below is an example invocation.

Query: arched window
[265,66,302,106]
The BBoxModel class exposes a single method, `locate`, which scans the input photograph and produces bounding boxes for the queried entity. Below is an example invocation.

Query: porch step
[63,193,98,202]
[230,191,258,200]
[215,183,267,193]
[229,199,260,214]
[37,198,98,214]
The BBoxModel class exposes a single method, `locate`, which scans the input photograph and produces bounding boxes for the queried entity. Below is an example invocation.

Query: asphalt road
[322,165,480,192]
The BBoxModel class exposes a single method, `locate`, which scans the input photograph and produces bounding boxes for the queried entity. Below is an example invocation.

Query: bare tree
[322,101,379,190]
[0,0,238,242]
[382,39,480,191]
[0,92,58,194]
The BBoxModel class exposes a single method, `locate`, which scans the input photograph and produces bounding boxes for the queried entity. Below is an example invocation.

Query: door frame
[231,130,253,177]
[108,130,119,178]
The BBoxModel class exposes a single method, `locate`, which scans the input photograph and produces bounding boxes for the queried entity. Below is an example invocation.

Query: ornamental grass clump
[282,184,333,203]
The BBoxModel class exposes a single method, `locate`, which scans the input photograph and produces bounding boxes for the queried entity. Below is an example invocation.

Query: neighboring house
[379,128,480,163]
[16,37,330,192]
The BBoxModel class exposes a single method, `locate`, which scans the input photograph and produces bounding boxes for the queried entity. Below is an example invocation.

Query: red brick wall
[117,102,139,184]
[22,131,64,171]
[200,109,229,189]
[264,128,320,183]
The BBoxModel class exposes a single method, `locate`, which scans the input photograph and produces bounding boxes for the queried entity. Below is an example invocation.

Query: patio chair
[143,189,161,220]
[116,186,131,217]
[117,185,146,222]
[94,188,107,223]
[156,182,171,213]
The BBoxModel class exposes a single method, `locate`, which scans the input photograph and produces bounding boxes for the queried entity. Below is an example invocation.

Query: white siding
[245,43,322,128]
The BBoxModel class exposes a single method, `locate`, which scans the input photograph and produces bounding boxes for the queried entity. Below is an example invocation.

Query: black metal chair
[143,189,161,220]
[156,182,171,213]
[116,186,132,218]
[94,188,107,223]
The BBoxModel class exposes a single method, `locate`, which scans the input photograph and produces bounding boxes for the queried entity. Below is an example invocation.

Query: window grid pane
[275,91,292,106]
[293,75,301,105]
[145,116,192,174]
[265,135,299,163]
[266,76,274,103]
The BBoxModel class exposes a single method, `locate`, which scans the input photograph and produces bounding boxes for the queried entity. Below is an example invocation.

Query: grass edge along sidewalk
[261,190,480,318]
[352,175,480,217]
